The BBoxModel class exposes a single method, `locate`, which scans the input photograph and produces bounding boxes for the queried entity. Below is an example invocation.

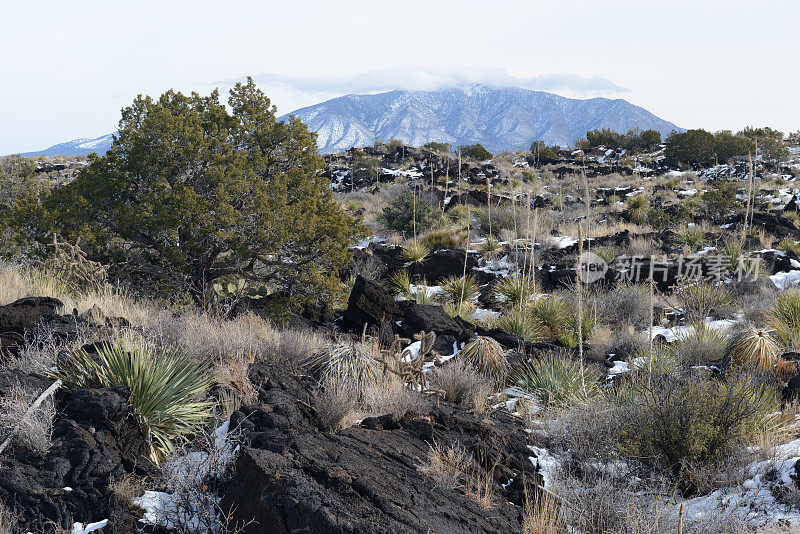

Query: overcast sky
[1,0,798,154]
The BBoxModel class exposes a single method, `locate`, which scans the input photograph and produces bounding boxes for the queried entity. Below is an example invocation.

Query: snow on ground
[133,420,236,534]
[771,270,800,290]
[547,236,578,249]
[71,520,108,534]
[649,317,737,342]
[681,439,800,527]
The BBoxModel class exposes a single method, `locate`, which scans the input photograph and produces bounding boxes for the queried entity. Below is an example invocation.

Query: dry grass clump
[109,473,147,506]
[417,441,469,489]
[522,491,564,534]
[427,359,493,413]
[214,356,258,417]
[672,324,729,365]
[313,375,360,431]
[146,311,324,366]
[0,382,55,454]
[465,464,496,510]
[0,501,16,534]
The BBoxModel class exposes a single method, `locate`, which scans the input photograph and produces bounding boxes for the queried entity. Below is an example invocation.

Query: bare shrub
[627,236,659,257]
[362,375,427,418]
[597,283,651,330]
[417,441,469,489]
[109,473,146,506]
[0,383,54,453]
[427,359,493,413]
[543,397,622,471]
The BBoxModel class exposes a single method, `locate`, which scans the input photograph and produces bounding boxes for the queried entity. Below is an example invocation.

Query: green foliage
[665,129,717,166]
[701,179,738,222]
[680,226,707,250]
[511,351,600,407]
[401,241,430,264]
[618,370,782,494]
[777,238,800,257]
[769,289,800,350]
[53,341,214,463]
[0,155,41,209]
[380,191,439,235]
[672,324,729,365]
[440,275,480,304]
[493,274,536,309]
[738,126,789,166]
[17,79,362,304]
[423,141,450,153]
[388,269,412,296]
[494,308,545,342]
[349,149,379,184]
[580,128,661,153]
[530,140,561,163]
[459,143,493,161]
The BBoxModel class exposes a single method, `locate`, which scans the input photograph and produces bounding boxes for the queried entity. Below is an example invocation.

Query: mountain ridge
[282,85,682,153]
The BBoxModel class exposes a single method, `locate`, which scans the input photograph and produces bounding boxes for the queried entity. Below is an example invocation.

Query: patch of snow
[771,270,800,290]
[71,520,108,534]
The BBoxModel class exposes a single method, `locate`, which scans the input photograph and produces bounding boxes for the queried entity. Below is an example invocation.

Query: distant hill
[282,85,682,153]
[15,133,115,157]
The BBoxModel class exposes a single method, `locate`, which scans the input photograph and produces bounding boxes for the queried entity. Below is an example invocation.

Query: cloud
[216,67,629,115]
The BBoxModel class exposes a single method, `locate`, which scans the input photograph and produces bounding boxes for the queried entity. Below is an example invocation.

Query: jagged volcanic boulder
[408,249,478,284]
[0,297,63,335]
[222,392,539,534]
[344,275,401,328]
[0,382,153,532]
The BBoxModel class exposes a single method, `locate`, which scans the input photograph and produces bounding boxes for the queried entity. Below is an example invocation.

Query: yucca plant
[440,275,480,304]
[493,274,536,309]
[402,241,430,264]
[528,295,570,340]
[481,236,503,257]
[727,326,779,370]
[444,300,478,322]
[769,289,800,350]
[681,227,706,250]
[52,341,214,463]
[557,310,596,349]
[305,343,380,392]
[494,308,544,343]
[511,352,600,407]
[460,336,506,374]
[777,238,800,257]
[625,194,649,222]
[388,270,412,296]
[593,247,616,265]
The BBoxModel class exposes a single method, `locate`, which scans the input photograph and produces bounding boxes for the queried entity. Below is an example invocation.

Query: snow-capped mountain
[283,85,682,153]
[17,133,115,157]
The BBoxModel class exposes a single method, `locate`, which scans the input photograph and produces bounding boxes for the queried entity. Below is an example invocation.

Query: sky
[1,0,798,154]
